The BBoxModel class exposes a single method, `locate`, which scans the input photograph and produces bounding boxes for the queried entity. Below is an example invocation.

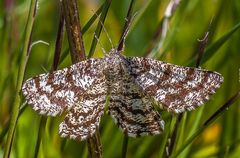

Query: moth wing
[22,58,105,116]
[59,81,107,140]
[127,57,223,113]
[109,75,164,137]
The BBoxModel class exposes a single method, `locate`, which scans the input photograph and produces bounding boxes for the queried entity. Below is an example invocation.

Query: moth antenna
[92,10,114,49]
[93,32,106,54]
[117,12,137,52]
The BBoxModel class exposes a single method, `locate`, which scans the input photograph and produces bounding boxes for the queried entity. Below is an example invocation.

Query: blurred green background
[0,0,240,157]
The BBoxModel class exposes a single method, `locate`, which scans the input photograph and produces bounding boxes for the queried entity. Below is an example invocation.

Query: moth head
[104,49,126,81]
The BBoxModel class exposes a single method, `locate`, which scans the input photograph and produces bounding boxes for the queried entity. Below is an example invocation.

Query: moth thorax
[104,52,126,82]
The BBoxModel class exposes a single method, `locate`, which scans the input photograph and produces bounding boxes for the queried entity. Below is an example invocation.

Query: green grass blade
[88,0,112,58]
[201,22,240,64]
[177,108,204,158]
[188,22,240,66]
[3,0,38,157]
[82,4,104,34]
[171,91,240,158]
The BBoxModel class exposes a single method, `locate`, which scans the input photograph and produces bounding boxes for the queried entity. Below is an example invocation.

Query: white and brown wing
[22,58,107,140]
[59,81,107,140]
[22,58,105,116]
[127,57,223,113]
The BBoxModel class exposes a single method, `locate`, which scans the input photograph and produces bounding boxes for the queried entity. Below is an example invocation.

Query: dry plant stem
[195,18,212,67]
[171,91,240,158]
[62,0,85,63]
[62,1,103,157]
[52,3,65,71]
[3,0,38,157]
[57,4,104,65]
[87,127,102,158]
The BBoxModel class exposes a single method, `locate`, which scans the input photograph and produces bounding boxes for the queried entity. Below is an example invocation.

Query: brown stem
[52,2,65,71]
[195,18,213,68]
[61,1,102,157]
[87,127,103,158]
[62,0,85,63]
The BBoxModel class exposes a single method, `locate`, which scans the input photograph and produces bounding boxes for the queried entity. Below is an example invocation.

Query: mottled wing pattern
[22,58,104,116]
[127,57,224,113]
[108,75,164,137]
[59,81,107,140]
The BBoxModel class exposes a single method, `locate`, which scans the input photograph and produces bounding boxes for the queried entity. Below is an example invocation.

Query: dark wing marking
[59,81,107,140]
[108,75,164,137]
[127,57,224,113]
[22,58,105,116]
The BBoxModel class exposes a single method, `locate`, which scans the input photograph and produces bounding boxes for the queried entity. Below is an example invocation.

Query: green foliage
[0,0,240,157]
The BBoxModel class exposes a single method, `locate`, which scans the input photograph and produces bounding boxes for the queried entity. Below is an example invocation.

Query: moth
[22,17,223,140]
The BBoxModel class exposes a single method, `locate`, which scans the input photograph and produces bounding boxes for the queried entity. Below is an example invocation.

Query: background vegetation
[0,0,240,157]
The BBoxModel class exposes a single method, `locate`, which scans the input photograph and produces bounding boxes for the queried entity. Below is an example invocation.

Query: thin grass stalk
[82,4,104,34]
[88,0,112,58]
[164,116,177,157]
[147,0,182,58]
[3,0,38,157]
[158,119,172,157]
[187,21,240,66]
[166,114,183,157]
[121,135,128,158]
[214,139,240,157]
[0,120,10,143]
[0,1,14,109]
[177,108,203,158]
[34,117,47,158]
[144,19,163,57]
[171,91,240,158]
[52,3,65,72]
[195,18,212,67]
[130,0,153,31]
[205,0,225,45]
[117,0,135,51]
[174,113,187,152]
